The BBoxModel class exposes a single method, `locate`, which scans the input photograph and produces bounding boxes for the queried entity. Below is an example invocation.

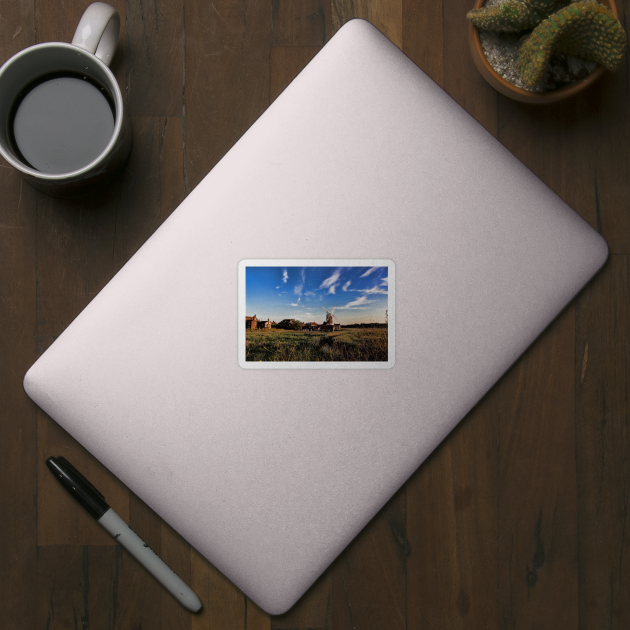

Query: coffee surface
[12,74,115,174]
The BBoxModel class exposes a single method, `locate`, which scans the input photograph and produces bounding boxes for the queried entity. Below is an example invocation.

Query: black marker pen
[46,456,202,612]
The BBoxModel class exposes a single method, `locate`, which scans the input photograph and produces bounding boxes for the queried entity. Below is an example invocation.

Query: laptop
[23,19,608,614]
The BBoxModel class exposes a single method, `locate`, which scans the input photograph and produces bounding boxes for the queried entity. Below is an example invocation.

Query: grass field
[245,328,388,362]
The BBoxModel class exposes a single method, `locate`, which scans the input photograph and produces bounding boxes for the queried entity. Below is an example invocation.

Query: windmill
[322,307,341,330]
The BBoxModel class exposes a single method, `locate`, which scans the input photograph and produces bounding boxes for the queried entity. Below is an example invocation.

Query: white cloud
[360,267,378,278]
[336,295,375,309]
[381,278,388,286]
[327,284,337,295]
[359,286,388,295]
[276,268,289,288]
[342,281,351,291]
[320,269,341,289]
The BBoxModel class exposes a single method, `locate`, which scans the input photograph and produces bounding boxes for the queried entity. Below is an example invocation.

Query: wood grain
[190,549,248,630]
[403,0,444,88]
[0,5,38,629]
[125,0,184,117]
[271,573,332,629]
[184,0,271,191]
[576,256,630,629]
[0,153,38,630]
[331,486,408,630]
[111,116,185,270]
[332,0,403,48]
[443,0,497,131]
[36,545,119,630]
[271,0,332,46]
[270,47,322,103]
[407,393,499,629]
[497,304,579,629]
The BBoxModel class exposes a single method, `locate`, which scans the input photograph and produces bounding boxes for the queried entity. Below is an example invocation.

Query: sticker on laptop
[238,259,394,369]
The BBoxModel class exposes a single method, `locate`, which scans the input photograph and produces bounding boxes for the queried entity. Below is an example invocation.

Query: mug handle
[71,2,120,67]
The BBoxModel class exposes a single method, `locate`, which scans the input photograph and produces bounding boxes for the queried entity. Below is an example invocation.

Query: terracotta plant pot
[468,0,619,103]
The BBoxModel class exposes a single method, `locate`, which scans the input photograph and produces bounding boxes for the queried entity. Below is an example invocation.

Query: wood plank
[184,0,272,192]
[0,4,39,629]
[190,549,247,630]
[443,0,497,131]
[36,545,119,630]
[33,187,121,355]
[407,393,499,629]
[576,256,630,629]
[271,573,332,629]
[0,0,36,56]
[36,0,123,45]
[492,34,625,627]
[270,47,321,103]
[112,116,185,270]
[402,0,444,88]
[497,305,578,628]
[271,0,332,46]
[331,486,407,630]
[492,62,617,630]
[126,0,183,117]
[331,0,402,49]
[496,97,598,223]
[247,599,272,630]
[159,117,187,220]
[583,71,630,254]
[0,135,38,630]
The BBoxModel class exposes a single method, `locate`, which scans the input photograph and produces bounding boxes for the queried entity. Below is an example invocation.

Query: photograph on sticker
[244,265,390,362]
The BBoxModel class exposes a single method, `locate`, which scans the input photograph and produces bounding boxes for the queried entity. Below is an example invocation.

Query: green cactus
[517,1,627,85]
[467,0,568,33]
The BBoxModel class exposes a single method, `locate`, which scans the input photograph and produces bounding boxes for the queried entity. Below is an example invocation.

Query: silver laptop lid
[24,19,607,614]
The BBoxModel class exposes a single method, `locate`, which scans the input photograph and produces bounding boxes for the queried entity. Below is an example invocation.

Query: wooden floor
[1,0,629,628]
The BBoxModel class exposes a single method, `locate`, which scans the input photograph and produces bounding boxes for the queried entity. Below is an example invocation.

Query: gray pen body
[99,508,202,612]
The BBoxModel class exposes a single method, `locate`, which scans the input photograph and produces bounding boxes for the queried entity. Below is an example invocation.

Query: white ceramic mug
[0,2,131,197]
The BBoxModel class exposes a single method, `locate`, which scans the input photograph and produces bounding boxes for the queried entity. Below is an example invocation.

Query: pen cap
[46,456,110,519]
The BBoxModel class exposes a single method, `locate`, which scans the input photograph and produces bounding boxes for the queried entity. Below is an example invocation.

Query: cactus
[516,1,627,85]
[467,0,568,33]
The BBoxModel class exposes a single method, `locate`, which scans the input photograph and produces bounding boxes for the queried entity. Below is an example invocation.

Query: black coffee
[10,73,115,174]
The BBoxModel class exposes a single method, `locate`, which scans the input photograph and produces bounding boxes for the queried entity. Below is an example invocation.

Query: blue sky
[246,266,389,325]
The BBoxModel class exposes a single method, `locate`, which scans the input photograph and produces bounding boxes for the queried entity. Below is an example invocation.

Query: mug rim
[0,41,125,181]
